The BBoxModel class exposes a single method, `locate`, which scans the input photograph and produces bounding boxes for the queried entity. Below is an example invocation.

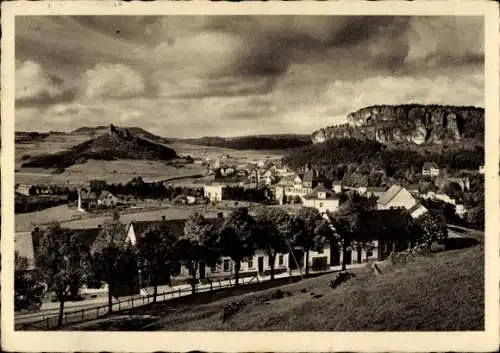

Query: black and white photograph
[2,1,499,352]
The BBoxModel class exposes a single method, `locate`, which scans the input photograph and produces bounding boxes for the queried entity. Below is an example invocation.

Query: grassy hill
[21,125,178,169]
[70,244,483,331]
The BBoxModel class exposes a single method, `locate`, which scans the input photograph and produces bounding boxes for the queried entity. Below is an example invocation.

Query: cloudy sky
[15,16,484,138]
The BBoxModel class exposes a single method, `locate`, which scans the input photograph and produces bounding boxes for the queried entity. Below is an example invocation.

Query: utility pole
[286,240,303,281]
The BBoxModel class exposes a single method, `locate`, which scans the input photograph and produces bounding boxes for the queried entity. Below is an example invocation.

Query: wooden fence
[16,275,259,330]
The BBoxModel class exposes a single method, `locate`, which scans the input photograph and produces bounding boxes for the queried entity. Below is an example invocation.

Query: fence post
[219,280,222,288]
[81,309,84,321]
[118,300,121,311]
[210,281,213,292]
[178,288,181,297]
[46,317,50,329]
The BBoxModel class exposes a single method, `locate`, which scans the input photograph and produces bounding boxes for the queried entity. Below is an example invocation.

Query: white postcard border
[1,1,499,352]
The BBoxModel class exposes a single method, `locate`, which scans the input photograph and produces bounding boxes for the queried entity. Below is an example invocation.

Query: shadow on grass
[130,271,331,312]
[445,237,480,250]
[61,271,335,330]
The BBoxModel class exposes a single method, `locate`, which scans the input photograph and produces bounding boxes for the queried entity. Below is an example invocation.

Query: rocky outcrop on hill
[22,124,178,169]
[311,105,484,145]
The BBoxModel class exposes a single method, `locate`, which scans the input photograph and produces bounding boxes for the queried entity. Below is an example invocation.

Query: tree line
[16,194,448,327]
[91,178,203,200]
[283,137,484,181]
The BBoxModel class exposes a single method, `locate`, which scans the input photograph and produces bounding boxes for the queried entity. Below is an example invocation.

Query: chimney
[162,215,166,221]
[217,212,224,219]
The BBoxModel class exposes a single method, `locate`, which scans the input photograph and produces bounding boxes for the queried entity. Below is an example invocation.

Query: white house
[302,185,340,214]
[456,204,467,217]
[203,184,225,202]
[422,162,440,177]
[97,190,120,207]
[15,183,32,196]
[220,167,235,177]
[422,191,456,205]
[332,182,343,194]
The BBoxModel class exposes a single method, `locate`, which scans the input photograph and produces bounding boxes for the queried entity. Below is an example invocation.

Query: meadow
[15,132,285,186]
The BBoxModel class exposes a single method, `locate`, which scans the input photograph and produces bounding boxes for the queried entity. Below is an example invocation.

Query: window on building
[319,202,324,208]
[367,250,373,257]
[248,259,253,269]
[223,259,231,272]
[211,264,218,273]
[268,256,273,267]
[279,255,284,266]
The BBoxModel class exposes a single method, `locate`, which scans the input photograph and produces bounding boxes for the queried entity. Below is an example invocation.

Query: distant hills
[181,135,312,150]
[21,124,178,169]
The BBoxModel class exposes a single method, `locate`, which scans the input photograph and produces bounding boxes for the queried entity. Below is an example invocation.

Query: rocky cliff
[311,105,484,145]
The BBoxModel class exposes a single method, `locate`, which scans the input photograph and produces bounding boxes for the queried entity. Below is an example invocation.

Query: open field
[14,204,218,231]
[15,132,286,186]
[171,141,287,162]
[71,245,483,331]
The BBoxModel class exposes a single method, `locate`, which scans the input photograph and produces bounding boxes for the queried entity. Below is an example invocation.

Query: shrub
[222,301,245,322]
[330,272,356,289]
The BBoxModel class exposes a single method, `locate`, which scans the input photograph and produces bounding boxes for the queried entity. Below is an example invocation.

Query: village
[14,148,485,330]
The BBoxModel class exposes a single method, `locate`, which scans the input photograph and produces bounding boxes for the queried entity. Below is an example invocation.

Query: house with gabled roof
[377,184,427,219]
[302,184,341,214]
[97,190,120,208]
[77,188,98,212]
[125,213,290,280]
[363,186,387,199]
[422,162,440,177]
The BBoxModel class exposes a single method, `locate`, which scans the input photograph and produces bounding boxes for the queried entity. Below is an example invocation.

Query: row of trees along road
[17,192,448,327]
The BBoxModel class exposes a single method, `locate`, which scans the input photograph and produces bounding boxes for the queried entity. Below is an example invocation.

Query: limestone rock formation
[311,105,484,145]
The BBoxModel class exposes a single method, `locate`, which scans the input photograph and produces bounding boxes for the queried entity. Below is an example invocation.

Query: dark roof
[31,227,102,266]
[98,190,117,200]
[303,185,340,200]
[366,187,387,192]
[81,191,98,200]
[423,162,439,169]
[408,203,426,214]
[129,216,225,241]
[15,232,35,268]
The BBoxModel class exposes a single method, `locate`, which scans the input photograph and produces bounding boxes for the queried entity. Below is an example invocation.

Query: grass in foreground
[68,245,484,331]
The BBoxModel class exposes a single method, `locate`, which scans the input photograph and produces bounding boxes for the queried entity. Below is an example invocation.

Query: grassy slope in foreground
[125,245,483,331]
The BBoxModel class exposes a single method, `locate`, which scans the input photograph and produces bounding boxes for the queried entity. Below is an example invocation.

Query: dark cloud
[71,16,160,43]
[16,89,77,108]
[15,15,484,136]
